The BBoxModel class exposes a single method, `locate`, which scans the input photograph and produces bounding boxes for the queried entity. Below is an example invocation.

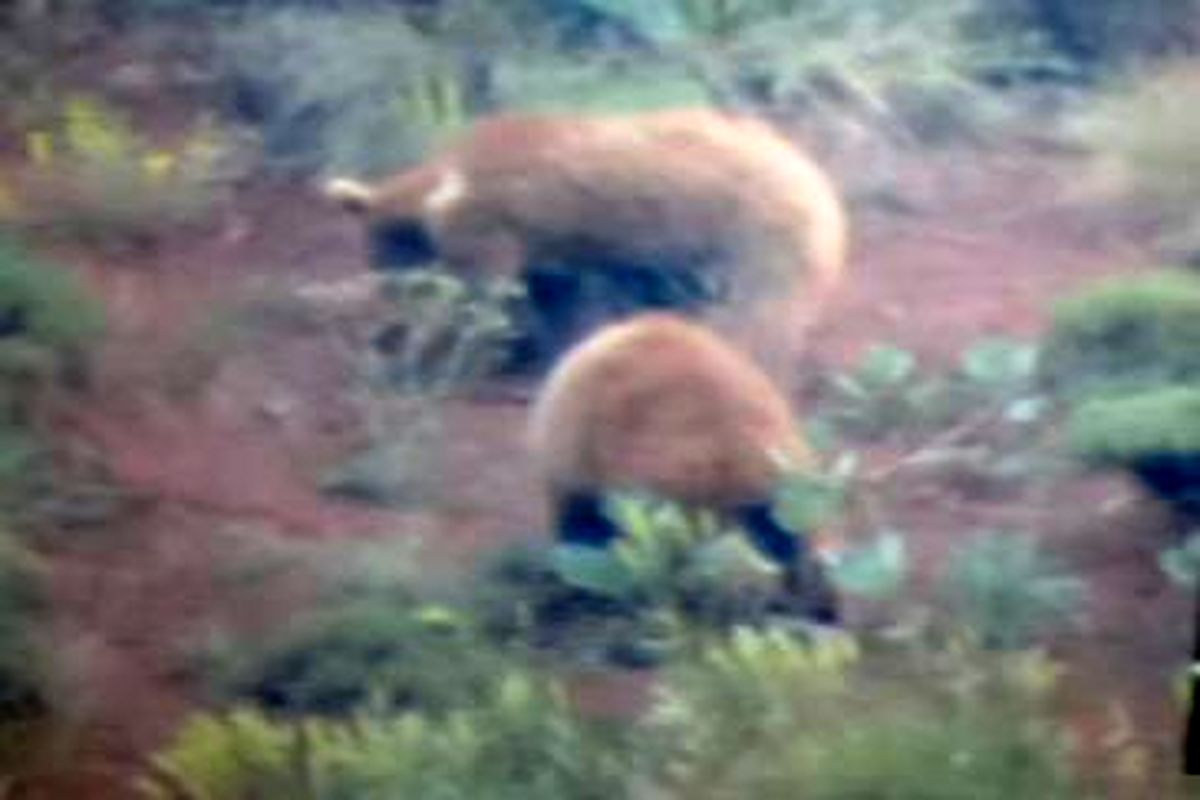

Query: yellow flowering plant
[15,96,234,248]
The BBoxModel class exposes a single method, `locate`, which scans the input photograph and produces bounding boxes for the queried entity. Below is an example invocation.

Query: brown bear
[526,311,839,622]
[325,107,847,369]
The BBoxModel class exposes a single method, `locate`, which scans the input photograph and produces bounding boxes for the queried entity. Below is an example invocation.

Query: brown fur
[327,108,847,323]
[527,313,814,508]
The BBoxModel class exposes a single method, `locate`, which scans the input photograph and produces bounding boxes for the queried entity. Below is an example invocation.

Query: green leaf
[1004,396,1049,424]
[551,544,637,599]
[828,532,907,599]
[831,373,869,401]
[858,345,917,389]
[960,338,1039,389]
[412,604,468,632]
[1160,537,1200,589]
[686,535,780,591]
[771,473,844,534]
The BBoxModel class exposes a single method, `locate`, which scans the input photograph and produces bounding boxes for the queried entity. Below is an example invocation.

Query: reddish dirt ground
[10,142,1194,797]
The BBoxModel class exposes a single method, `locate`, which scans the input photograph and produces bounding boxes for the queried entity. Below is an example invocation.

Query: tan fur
[528,313,814,508]
[328,108,847,309]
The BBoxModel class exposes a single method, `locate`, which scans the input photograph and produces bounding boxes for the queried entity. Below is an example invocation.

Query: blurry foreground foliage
[142,630,1085,800]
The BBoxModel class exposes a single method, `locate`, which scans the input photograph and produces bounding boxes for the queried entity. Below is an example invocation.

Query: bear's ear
[322,178,377,215]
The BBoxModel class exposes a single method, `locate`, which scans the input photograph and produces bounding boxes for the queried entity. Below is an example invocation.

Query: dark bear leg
[504,267,588,374]
[555,491,622,549]
[600,263,720,316]
[734,502,841,625]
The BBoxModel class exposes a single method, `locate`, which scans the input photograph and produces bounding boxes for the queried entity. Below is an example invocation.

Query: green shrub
[144,624,1084,800]
[214,597,506,718]
[822,337,1048,447]
[370,271,519,396]
[1069,386,1200,463]
[553,492,821,619]
[825,344,930,438]
[562,0,1051,139]
[0,236,105,357]
[0,237,104,489]
[473,489,839,668]
[1068,387,1200,515]
[643,629,1080,800]
[940,532,1084,649]
[465,540,656,666]
[1040,270,1200,400]
[0,239,106,521]
[215,8,481,176]
[499,54,710,114]
[957,335,1042,400]
[15,96,232,248]
[140,674,629,800]
[0,533,50,720]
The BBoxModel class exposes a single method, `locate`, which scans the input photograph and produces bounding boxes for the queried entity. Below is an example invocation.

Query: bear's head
[324,178,437,272]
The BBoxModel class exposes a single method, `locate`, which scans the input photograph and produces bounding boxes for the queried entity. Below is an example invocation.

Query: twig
[861,407,1002,486]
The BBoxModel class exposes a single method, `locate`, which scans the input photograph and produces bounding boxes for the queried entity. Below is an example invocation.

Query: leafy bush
[0,533,50,720]
[499,53,710,114]
[140,674,628,800]
[0,239,109,525]
[1068,387,1200,515]
[476,484,845,667]
[545,496,785,666]
[147,629,1083,800]
[193,530,506,714]
[553,488,844,624]
[0,236,104,433]
[1040,270,1200,400]
[370,271,520,394]
[824,337,1047,445]
[940,532,1084,649]
[15,96,232,248]
[956,335,1043,405]
[215,7,485,176]
[0,236,105,358]
[558,0,1052,140]
[1070,386,1200,464]
[824,344,940,439]
[212,595,507,717]
[643,628,1081,800]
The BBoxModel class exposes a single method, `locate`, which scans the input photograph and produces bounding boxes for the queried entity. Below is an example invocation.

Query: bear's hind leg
[735,502,840,625]
[555,491,622,548]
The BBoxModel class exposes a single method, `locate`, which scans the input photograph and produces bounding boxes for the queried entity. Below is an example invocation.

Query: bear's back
[439,110,842,295]
[528,313,812,506]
